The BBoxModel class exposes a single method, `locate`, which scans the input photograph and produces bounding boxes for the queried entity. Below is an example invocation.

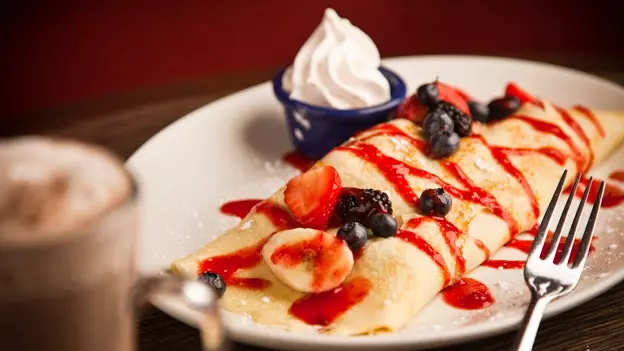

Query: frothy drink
[0,137,138,351]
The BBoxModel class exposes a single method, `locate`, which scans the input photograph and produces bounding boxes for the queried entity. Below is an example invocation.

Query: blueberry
[416,83,439,108]
[468,100,489,123]
[337,221,368,251]
[423,110,454,138]
[419,188,452,217]
[487,96,521,121]
[428,130,460,158]
[368,212,398,238]
[198,271,226,298]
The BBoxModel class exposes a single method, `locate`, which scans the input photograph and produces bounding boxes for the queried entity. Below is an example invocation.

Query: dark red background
[1,1,622,121]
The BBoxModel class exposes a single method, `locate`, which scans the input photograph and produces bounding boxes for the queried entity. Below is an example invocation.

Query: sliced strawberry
[505,82,537,103]
[453,86,472,102]
[435,82,471,115]
[394,95,428,125]
[284,165,342,229]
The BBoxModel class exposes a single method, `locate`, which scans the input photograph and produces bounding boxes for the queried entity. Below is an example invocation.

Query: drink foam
[0,137,133,245]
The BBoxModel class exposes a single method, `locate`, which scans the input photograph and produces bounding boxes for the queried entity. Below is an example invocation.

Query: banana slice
[262,228,354,293]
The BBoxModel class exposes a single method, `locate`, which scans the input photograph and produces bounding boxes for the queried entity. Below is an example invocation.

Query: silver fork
[511,170,605,351]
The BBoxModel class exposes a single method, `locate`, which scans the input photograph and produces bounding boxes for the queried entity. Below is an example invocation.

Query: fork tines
[528,170,606,268]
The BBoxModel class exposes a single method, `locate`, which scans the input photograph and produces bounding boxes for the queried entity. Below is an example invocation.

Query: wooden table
[4,62,624,351]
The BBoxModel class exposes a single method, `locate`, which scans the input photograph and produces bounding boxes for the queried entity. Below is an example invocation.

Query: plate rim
[127,54,624,350]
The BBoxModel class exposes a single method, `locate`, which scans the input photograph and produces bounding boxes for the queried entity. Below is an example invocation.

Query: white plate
[127,55,624,350]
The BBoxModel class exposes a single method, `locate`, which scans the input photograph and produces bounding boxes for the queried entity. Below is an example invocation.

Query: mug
[0,137,227,351]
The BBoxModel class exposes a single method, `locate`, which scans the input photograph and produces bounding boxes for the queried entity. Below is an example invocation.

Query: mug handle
[133,274,229,351]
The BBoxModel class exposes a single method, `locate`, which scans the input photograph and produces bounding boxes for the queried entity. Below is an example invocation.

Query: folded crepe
[172,101,624,335]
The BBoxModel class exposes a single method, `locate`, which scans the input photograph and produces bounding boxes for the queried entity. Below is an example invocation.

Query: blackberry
[336,192,358,220]
[362,188,393,214]
[436,101,472,137]
[335,187,393,223]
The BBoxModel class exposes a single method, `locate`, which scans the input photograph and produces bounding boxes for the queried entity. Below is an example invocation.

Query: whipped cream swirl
[283,8,391,109]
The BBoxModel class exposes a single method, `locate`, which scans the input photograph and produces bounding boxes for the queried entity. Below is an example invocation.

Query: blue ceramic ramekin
[272,66,407,160]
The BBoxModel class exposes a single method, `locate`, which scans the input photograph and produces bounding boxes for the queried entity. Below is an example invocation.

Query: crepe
[172,101,624,335]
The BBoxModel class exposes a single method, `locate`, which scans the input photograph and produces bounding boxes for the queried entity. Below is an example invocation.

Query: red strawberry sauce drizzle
[205,96,609,322]
[199,201,298,290]
[219,199,263,219]
[338,143,420,205]
[610,170,624,183]
[281,150,315,172]
[270,231,351,292]
[197,238,271,290]
[496,146,567,166]
[338,105,607,283]
[510,113,593,172]
[565,174,624,209]
[473,238,491,260]
[483,226,598,269]
[208,200,375,325]
[440,159,520,234]
[397,224,496,311]
[396,229,451,285]
[441,277,494,310]
[398,217,465,282]
[482,260,525,269]
[288,277,372,326]
[506,235,595,265]
[467,134,540,221]
[345,123,521,233]
[574,105,606,138]
[554,105,594,171]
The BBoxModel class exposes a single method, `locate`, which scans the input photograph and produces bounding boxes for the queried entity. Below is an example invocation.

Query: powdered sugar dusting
[241,219,254,230]
[185,127,624,339]
[474,156,495,173]
[390,136,410,153]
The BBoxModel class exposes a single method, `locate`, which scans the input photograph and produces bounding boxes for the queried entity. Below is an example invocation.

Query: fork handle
[511,293,553,351]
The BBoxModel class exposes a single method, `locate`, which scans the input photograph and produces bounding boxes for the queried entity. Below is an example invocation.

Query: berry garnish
[368,212,398,238]
[419,188,452,217]
[284,165,342,229]
[416,83,440,108]
[505,82,537,104]
[468,101,489,123]
[436,101,472,137]
[453,87,472,102]
[335,187,393,223]
[198,271,227,298]
[428,130,460,159]
[337,221,369,251]
[395,96,428,124]
[487,96,521,121]
[434,82,471,116]
[423,109,454,138]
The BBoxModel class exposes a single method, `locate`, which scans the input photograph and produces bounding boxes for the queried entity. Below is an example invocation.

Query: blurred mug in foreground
[0,137,227,351]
